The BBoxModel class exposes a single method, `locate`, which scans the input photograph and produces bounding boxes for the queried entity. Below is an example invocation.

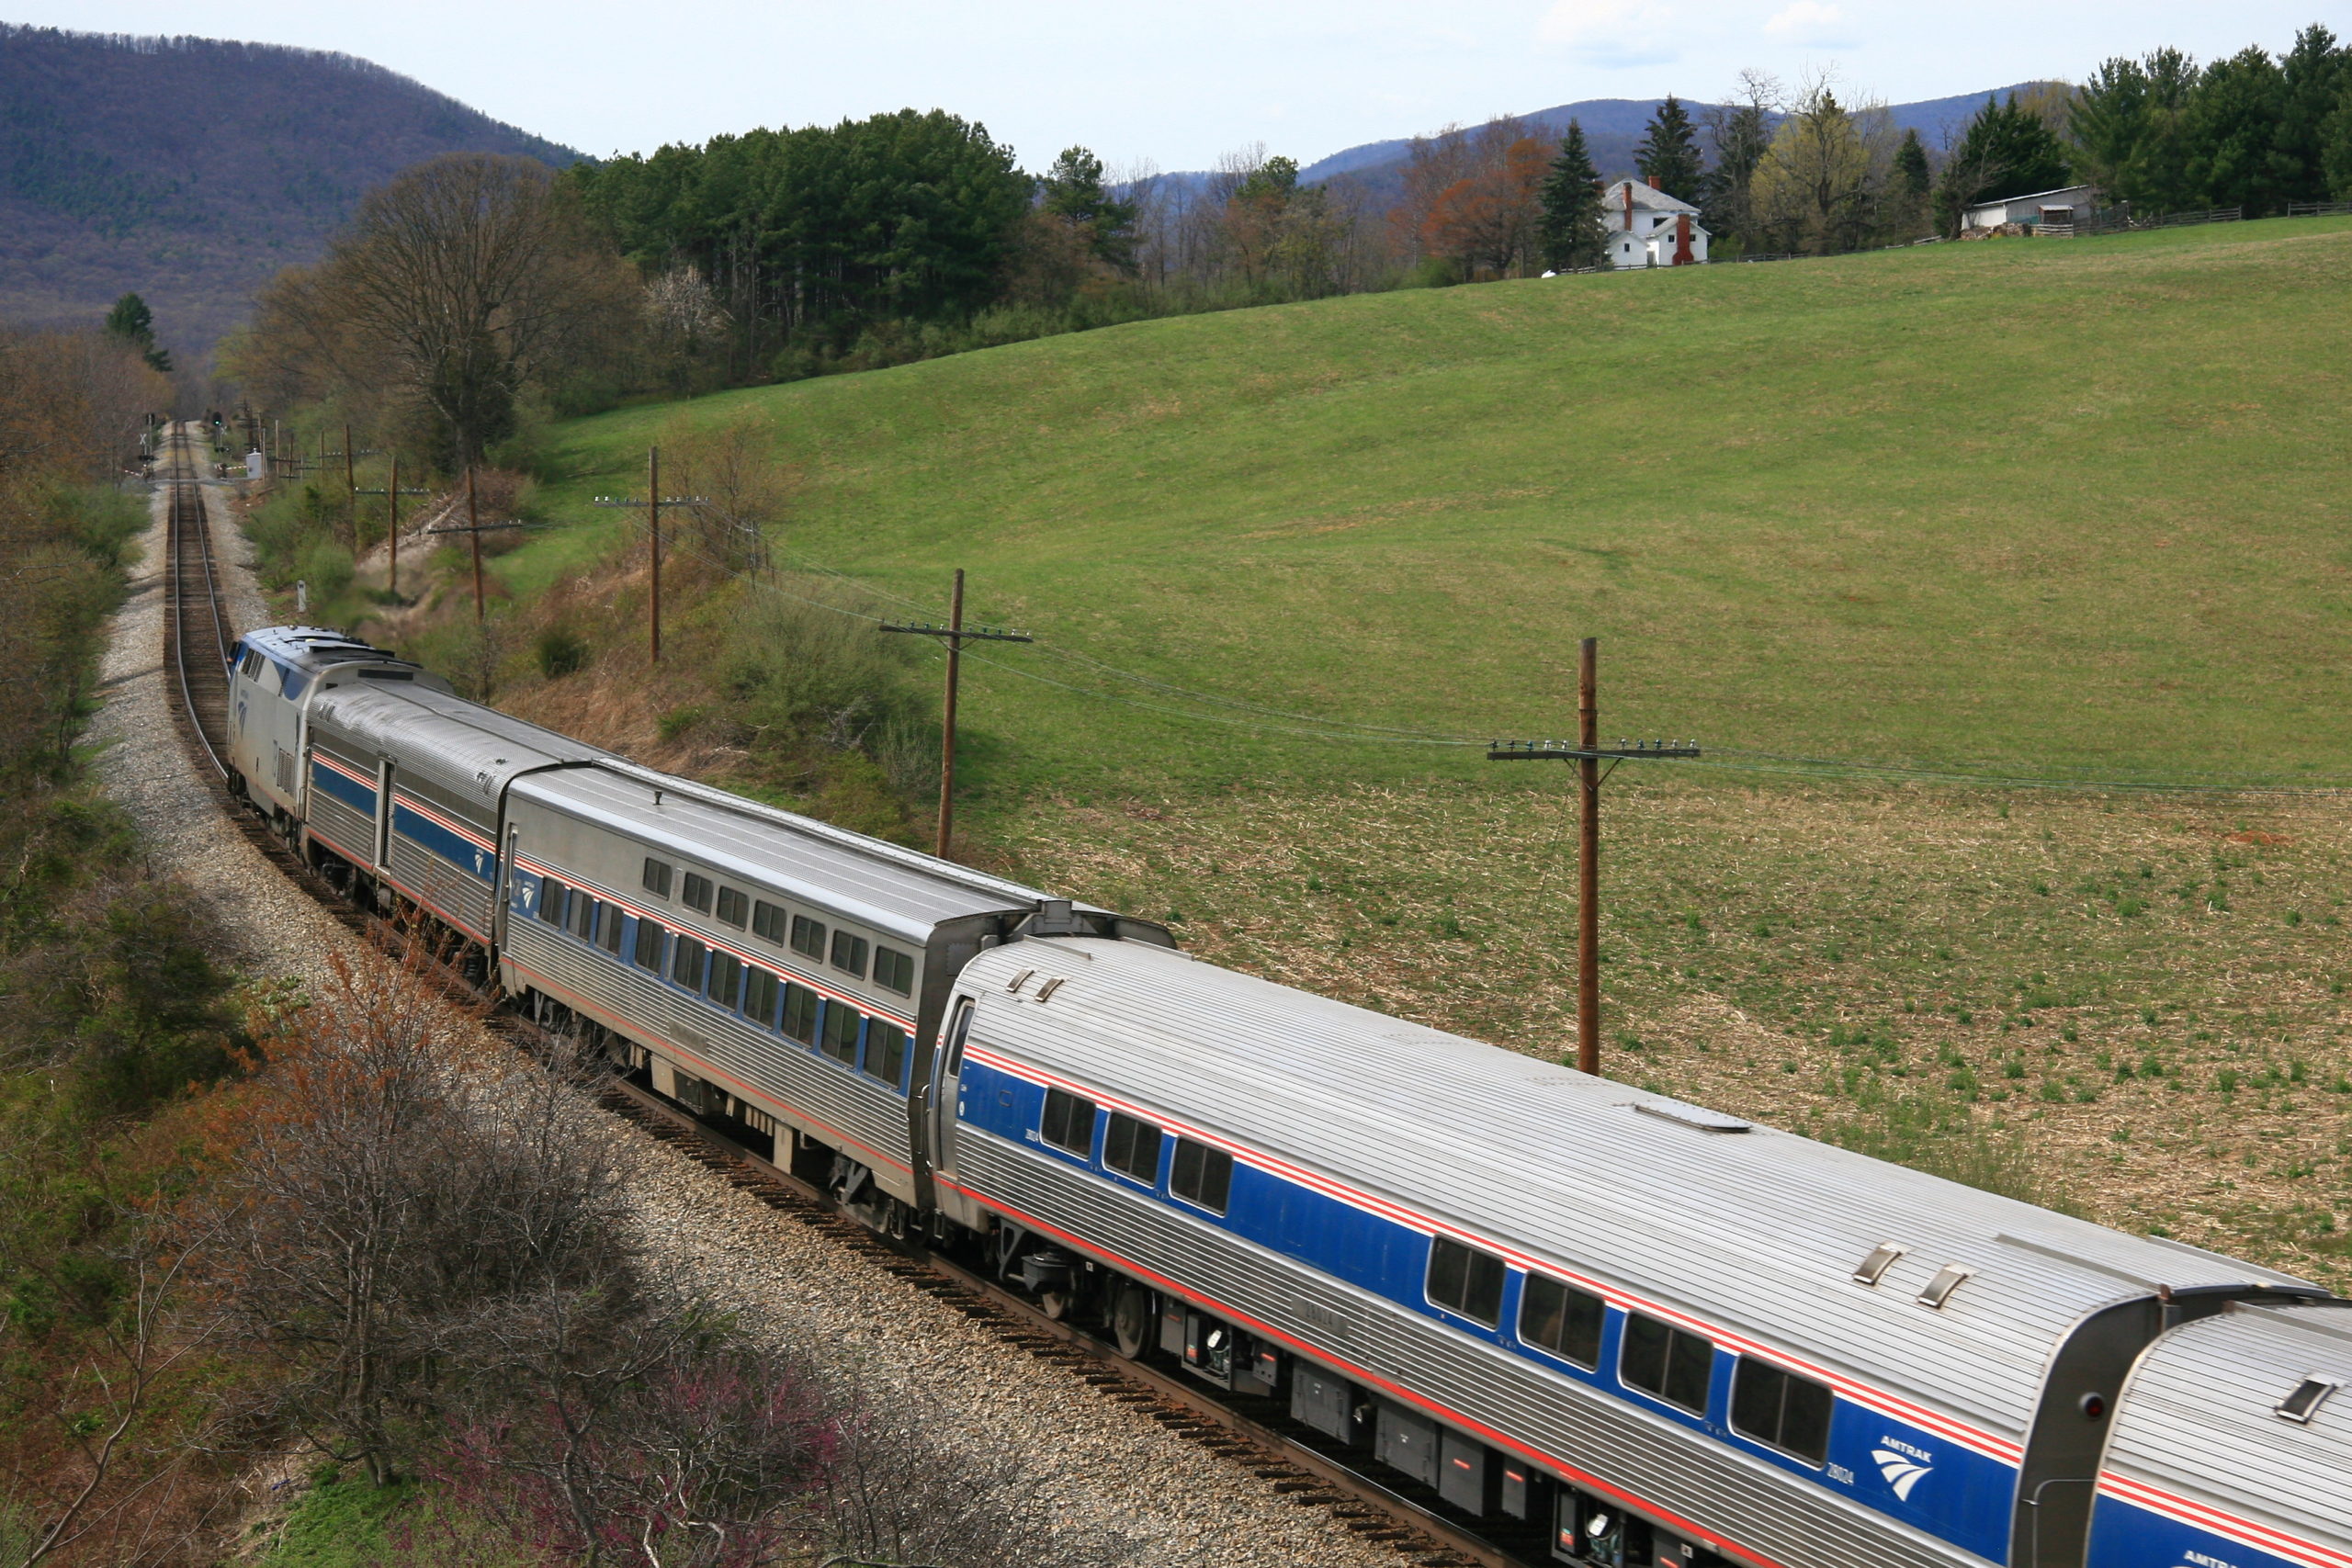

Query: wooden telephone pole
[881,570,1033,860]
[591,446,702,663]
[1488,638,1698,1076]
[422,468,539,620]
[354,455,429,594]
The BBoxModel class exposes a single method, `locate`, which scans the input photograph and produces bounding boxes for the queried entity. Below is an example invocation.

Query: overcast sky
[21,2,2334,170]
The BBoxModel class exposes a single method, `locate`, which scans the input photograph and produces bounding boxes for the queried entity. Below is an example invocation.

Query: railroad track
[153,425,1532,1568]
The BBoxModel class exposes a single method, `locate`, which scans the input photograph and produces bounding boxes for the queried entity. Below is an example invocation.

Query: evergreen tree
[1537,121,1607,270]
[1942,93,2073,219]
[1893,130,1930,197]
[2324,78,2352,197]
[1041,145,1141,271]
[2274,25,2347,203]
[1634,95,1705,198]
[1699,85,1777,252]
[2184,45,2290,213]
[103,292,171,373]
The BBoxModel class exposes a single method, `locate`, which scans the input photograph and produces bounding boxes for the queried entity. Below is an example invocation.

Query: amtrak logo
[1872,1439,1933,1501]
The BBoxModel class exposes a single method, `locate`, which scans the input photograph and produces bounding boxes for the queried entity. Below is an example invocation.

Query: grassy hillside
[527,216,2352,801]
[390,219,2352,1282]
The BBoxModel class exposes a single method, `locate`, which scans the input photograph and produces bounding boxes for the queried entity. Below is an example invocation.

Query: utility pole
[590,446,703,664]
[881,570,1034,860]
[1487,638,1698,1076]
[423,471,539,621]
[353,454,428,595]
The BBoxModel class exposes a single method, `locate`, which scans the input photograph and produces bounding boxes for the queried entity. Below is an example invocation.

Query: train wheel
[1112,1284,1150,1359]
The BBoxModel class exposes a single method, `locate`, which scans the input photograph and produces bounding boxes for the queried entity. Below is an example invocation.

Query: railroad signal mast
[881,569,1034,861]
[1487,637,1698,1077]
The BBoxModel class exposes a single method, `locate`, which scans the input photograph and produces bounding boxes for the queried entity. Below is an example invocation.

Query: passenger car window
[716,887,748,927]
[1170,1139,1233,1214]
[745,968,780,1027]
[1040,1088,1095,1156]
[1102,1113,1162,1184]
[538,877,569,924]
[1427,1237,1507,1327]
[569,894,596,941]
[681,873,713,913]
[706,950,742,1009]
[641,858,673,897]
[1730,1359,1834,1464]
[634,919,665,969]
[864,1022,908,1087]
[819,1000,862,1065]
[789,916,826,960]
[831,931,868,977]
[597,904,624,953]
[1520,1275,1606,1369]
[1622,1314,1713,1414]
[670,935,706,989]
[780,982,818,1043]
[873,946,914,995]
[752,900,786,943]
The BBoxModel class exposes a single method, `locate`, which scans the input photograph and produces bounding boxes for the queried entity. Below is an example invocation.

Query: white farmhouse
[1601,179,1710,267]
[1959,184,2098,232]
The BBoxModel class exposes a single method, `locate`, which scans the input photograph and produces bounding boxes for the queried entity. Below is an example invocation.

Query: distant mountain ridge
[0,25,579,367]
[1154,85,2044,207]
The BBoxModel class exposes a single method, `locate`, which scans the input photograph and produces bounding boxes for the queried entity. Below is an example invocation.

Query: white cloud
[1764,0,1855,44]
[1537,0,1681,67]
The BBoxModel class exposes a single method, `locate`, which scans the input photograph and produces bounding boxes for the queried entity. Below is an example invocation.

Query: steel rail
[152,427,1532,1568]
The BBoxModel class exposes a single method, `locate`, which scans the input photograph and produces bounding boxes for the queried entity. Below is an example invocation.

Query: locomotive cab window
[1731,1358,1834,1463]
[752,900,786,943]
[716,887,749,928]
[641,858,673,897]
[1521,1275,1606,1368]
[681,873,713,913]
[1621,1314,1713,1415]
[1427,1237,1506,1327]
[1170,1138,1233,1214]
[1102,1113,1162,1184]
[831,931,868,977]
[874,946,914,995]
[1040,1089,1096,1156]
[789,916,826,960]
[865,1022,909,1088]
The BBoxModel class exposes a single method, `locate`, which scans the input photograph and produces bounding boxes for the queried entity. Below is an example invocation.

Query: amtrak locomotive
[222,625,2352,1568]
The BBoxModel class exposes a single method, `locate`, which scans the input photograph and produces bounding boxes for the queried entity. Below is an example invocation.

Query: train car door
[373,761,394,869]
[927,997,976,1195]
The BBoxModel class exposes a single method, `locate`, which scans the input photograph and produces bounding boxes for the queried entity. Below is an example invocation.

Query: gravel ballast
[88,453,1411,1568]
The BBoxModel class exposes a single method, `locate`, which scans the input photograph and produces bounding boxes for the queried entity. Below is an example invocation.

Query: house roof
[1962,184,2097,210]
[1601,177,1701,215]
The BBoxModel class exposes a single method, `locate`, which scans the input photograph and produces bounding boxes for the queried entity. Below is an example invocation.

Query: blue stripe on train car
[2087,1494,2312,1568]
[956,1053,2016,1562]
[310,759,375,814]
[391,801,495,883]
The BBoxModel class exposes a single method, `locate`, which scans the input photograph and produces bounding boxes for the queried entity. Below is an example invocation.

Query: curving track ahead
[154,425,1532,1568]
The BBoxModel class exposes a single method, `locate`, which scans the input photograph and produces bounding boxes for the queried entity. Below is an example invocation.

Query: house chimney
[1624,182,1634,228]
[1672,213,1693,265]
[1646,175,1659,190]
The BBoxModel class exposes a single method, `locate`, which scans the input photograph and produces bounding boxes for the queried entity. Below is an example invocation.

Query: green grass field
[520,215,2352,799]
[419,216,2352,1279]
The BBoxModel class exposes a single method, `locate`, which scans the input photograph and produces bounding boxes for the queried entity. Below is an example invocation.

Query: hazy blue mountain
[0,25,579,367]
[1147,85,2045,209]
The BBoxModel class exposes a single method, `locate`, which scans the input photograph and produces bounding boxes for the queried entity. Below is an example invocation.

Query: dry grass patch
[993,776,2352,1287]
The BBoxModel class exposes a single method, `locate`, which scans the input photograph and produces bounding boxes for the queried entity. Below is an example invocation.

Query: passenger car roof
[958,938,2318,1447]
[2101,1303,2352,1556]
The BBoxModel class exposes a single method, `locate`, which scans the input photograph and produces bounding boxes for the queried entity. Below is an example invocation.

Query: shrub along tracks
[153,426,1507,1568]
